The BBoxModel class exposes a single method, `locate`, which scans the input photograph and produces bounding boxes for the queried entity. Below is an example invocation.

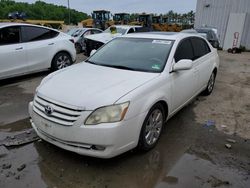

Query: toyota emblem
[44,105,53,116]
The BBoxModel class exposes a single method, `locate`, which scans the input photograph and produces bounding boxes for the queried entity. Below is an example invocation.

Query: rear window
[21,26,59,42]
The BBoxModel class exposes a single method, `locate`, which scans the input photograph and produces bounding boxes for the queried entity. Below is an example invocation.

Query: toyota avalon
[29,32,219,158]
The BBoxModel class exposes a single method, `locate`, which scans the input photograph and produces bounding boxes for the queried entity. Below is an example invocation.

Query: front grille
[33,95,83,126]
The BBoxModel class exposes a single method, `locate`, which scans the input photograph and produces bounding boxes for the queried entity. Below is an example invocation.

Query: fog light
[91,145,106,151]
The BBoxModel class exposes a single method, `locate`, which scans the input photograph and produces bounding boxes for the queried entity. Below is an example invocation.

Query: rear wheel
[203,71,216,95]
[138,103,165,151]
[51,52,72,71]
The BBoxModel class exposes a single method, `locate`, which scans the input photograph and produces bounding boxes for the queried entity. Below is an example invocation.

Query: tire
[203,71,216,96]
[51,52,73,71]
[75,43,82,54]
[138,103,166,151]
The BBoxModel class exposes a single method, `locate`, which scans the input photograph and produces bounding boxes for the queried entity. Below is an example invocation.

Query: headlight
[85,102,129,125]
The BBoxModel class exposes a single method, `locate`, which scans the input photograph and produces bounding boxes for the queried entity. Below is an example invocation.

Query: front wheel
[51,52,73,71]
[203,71,216,95]
[138,103,165,151]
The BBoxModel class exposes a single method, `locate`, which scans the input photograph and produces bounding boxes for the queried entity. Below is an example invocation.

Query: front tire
[138,103,166,151]
[51,52,73,71]
[203,71,216,95]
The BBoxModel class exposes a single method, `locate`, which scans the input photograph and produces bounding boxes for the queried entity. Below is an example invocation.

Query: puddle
[0,119,31,140]
[156,153,250,188]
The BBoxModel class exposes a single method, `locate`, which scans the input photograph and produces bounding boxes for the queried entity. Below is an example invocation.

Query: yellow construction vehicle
[113,13,130,25]
[161,17,182,32]
[152,15,166,31]
[81,10,114,30]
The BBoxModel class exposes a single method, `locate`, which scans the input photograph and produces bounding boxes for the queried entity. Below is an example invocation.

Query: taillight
[69,39,74,44]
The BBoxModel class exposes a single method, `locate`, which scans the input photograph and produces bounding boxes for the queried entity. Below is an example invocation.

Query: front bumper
[29,102,145,158]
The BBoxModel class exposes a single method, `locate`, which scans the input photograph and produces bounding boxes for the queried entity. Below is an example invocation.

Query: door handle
[48,43,54,45]
[15,47,23,50]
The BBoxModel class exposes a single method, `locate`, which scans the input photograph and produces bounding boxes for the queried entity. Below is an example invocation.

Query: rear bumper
[29,102,146,158]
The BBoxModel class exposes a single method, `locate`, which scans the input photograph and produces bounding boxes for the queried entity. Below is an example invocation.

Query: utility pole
[67,0,70,24]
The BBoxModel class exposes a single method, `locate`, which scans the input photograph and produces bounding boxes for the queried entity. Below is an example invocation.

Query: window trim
[0,26,21,46]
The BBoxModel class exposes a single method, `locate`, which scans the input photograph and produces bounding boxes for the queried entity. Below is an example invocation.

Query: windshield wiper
[100,64,136,71]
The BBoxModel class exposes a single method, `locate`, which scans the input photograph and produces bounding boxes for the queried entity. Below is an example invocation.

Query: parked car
[29,32,219,158]
[84,25,142,56]
[195,28,220,48]
[181,29,209,41]
[0,23,76,80]
[66,27,102,54]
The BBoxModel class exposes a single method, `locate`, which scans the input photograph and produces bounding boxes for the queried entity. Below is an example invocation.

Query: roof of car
[0,22,59,32]
[112,25,142,29]
[0,22,35,27]
[123,32,203,40]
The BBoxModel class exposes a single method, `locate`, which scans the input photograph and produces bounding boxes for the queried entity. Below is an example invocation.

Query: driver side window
[174,39,194,63]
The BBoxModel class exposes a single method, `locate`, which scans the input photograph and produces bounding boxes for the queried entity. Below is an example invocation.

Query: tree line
[0,0,89,24]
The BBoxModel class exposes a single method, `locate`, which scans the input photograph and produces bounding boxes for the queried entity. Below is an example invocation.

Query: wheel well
[156,100,169,119]
[52,51,71,63]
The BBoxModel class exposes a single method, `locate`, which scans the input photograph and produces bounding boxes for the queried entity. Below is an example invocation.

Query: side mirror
[90,49,97,56]
[173,59,193,71]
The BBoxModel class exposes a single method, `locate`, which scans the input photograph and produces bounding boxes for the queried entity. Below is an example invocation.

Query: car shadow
[0,71,50,87]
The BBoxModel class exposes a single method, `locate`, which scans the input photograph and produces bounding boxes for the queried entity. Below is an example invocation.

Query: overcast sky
[15,0,197,15]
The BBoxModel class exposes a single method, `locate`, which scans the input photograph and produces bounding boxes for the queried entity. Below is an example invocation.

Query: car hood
[37,63,159,110]
[85,33,123,44]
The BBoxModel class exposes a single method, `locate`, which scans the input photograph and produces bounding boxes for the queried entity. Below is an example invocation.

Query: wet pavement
[0,52,250,188]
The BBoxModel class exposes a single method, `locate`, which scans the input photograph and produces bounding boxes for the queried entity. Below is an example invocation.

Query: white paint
[223,13,246,50]
[0,23,76,80]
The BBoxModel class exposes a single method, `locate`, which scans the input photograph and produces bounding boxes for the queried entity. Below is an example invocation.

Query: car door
[21,26,58,72]
[190,37,212,90]
[0,26,27,79]
[170,38,198,112]
[80,30,92,51]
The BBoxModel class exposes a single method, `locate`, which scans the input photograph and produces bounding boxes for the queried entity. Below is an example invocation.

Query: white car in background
[66,27,102,53]
[29,32,219,158]
[84,25,142,56]
[0,23,76,80]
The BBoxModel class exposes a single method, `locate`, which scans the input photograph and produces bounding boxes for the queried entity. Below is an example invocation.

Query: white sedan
[29,32,219,158]
[0,23,76,80]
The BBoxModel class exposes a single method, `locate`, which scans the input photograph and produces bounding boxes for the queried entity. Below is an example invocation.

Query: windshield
[67,28,77,35]
[87,38,173,73]
[104,27,127,35]
[67,28,86,37]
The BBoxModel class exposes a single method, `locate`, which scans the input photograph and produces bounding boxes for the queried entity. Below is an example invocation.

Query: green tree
[0,0,89,24]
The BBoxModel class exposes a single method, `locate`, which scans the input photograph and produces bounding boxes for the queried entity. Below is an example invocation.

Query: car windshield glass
[104,27,127,35]
[67,28,77,35]
[67,29,86,37]
[87,38,173,73]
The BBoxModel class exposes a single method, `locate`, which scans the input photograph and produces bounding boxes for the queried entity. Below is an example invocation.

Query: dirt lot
[0,51,249,188]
